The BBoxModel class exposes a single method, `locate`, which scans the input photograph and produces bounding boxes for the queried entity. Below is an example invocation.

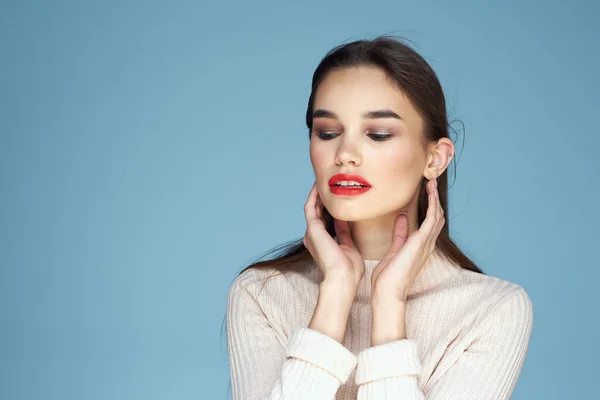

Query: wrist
[309,280,355,343]
[321,276,357,301]
[372,283,409,303]
[371,296,407,346]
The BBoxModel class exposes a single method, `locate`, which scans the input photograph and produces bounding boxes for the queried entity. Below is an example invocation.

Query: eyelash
[315,132,393,141]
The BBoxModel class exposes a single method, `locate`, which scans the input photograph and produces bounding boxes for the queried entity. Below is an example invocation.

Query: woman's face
[309,66,430,222]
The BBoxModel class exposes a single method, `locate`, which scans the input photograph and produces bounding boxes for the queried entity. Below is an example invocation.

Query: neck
[348,198,419,260]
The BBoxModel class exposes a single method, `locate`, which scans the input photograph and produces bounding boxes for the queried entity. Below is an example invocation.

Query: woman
[226,36,533,400]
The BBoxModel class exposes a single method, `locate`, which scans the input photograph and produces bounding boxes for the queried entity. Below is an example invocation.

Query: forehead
[313,66,418,120]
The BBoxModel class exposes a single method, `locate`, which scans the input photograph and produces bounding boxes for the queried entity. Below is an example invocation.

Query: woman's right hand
[303,181,365,291]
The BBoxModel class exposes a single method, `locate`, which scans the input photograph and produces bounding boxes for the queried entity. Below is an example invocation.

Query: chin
[326,206,375,222]
[327,200,408,223]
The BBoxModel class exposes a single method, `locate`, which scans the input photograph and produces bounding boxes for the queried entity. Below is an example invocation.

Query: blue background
[1,0,598,398]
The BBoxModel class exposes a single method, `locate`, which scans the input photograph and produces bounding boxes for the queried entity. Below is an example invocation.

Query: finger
[421,179,440,250]
[304,182,319,224]
[433,178,445,236]
[333,217,356,249]
[305,181,316,203]
[308,217,342,268]
[388,212,409,255]
[427,178,445,252]
[436,181,445,232]
[303,184,339,260]
[316,192,323,221]
[303,231,312,251]
[421,179,438,231]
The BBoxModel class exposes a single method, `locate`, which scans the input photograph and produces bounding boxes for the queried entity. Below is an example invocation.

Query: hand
[370,177,445,302]
[303,181,365,290]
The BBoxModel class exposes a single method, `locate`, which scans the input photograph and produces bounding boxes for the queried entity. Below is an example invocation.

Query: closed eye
[368,133,393,141]
[315,132,393,141]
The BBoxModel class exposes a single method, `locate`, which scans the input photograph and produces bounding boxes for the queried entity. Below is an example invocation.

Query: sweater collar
[354,250,461,301]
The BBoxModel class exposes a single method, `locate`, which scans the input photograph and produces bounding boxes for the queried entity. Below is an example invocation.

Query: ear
[423,138,454,179]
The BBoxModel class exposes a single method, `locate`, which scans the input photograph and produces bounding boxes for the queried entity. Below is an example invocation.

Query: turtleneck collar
[354,250,461,301]
[330,235,461,301]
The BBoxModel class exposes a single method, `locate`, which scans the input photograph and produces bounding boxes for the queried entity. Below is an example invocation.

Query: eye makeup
[312,124,396,142]
[313,131,395,141]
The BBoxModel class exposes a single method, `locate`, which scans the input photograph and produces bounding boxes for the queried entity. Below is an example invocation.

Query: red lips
[328,173,371,187]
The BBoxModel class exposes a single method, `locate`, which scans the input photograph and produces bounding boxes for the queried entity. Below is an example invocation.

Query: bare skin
[303,66,453,346]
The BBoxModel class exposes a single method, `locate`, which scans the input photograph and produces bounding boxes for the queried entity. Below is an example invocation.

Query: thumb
[388,212,409,255]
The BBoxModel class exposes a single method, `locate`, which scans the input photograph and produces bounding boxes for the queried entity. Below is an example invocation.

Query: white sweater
[226,250,533,399]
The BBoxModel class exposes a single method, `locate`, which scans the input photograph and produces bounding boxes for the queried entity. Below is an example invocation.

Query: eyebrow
[312,108,403,120]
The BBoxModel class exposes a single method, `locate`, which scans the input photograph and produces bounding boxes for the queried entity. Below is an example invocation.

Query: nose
[334,135,362,166]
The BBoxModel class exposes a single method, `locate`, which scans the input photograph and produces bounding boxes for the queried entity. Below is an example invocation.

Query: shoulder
[454,266,533,328]
[226,259,321,342]
[458,266,531,303]
[227,265,280,301]
[227,259,320,303]
[225,267,285,329]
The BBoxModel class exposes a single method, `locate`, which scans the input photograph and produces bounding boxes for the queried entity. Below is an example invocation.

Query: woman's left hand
[370,177,445,302]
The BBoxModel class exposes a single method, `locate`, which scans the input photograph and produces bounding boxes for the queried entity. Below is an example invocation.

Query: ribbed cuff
[355,339,422,385]
[286,327,358,384]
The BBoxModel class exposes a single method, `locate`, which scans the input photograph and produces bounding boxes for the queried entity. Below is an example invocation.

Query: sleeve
[226,279,358,400]
[354,289,533,400]
[355,339,424,400]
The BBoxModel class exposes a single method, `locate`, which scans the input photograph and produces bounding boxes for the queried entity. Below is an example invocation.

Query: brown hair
[236,35,483,287]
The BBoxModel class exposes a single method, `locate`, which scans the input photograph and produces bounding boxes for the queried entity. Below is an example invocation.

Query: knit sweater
[226,250,533,399]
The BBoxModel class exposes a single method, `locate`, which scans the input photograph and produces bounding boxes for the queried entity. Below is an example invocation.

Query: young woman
[226,36,533,400]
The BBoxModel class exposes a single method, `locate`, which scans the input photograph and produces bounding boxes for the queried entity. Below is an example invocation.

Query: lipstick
[328,173,372,196]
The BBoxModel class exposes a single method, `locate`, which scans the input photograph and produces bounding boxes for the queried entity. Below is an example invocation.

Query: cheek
[374,149,424,202]
[309,144,328,171]
[377,148,417,180]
